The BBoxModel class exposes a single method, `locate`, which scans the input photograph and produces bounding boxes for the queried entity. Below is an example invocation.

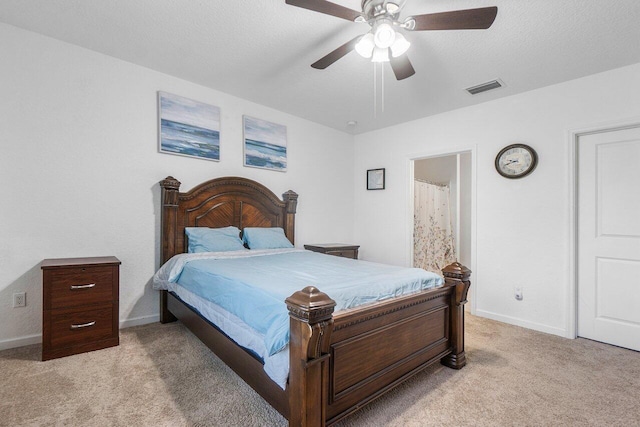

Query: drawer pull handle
[70,321,96,330]
[70,283,96,290]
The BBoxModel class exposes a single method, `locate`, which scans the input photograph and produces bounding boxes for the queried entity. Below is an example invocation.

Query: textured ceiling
[1,0,640,134]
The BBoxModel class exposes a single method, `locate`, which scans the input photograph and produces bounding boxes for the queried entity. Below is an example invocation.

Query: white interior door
[578,126,640,351]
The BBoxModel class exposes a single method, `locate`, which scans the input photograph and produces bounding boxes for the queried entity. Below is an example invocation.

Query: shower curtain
[413,180,457,274]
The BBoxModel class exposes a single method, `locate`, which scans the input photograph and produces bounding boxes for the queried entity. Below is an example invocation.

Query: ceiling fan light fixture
[371,46,390,63]
[373,22,395,48]
[390,32,410,57]
[285,1,499,81]
[355,32,375,58]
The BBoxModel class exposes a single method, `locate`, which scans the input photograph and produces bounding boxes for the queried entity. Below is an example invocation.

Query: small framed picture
[367,168,385,190]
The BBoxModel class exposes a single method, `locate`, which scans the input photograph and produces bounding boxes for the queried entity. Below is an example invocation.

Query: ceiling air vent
[465,79,504,95]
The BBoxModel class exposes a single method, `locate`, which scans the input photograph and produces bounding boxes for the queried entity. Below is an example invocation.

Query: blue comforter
[155,249,443,355]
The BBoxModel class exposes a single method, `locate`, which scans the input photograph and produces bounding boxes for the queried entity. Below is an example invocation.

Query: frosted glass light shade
[374,23,395,48]
[371,46,390,63]
[390,33,411,57]
[355,33,375,58]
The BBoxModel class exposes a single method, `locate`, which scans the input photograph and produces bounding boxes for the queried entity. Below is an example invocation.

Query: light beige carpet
[1,315,638,426]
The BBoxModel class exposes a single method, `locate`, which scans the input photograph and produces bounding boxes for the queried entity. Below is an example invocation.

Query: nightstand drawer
[326,250,356,259]
[48,304,115,349]
[49,266,114,309]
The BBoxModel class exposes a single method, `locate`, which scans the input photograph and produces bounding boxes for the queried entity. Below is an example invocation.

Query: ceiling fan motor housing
[361,0,401,21]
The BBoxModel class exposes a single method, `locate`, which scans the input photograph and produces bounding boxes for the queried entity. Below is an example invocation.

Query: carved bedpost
[440,262,471,369]
[283,190,298,245]
[159,176,181,324]
[286,286,336,427]
[160,176,181,263]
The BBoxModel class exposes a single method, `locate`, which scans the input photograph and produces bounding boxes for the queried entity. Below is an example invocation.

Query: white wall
[354,62,640,337]
[3,21,640,350]
[0,23,354,349]
[414,156,458,184]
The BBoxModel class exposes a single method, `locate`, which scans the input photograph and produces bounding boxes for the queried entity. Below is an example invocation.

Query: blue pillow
[185,226,246,253]
[242,227,294,250]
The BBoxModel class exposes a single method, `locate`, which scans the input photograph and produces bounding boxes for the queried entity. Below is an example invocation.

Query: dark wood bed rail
[157,175,471,427]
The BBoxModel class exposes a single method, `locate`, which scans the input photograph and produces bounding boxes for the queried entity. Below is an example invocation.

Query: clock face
[495,144,538,178]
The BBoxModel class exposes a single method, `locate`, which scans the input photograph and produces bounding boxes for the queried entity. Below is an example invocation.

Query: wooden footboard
[161,264,470,427]
[285,262,471,427]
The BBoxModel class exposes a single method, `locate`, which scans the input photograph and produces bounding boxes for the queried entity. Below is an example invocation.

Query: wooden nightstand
[304,244,360,259]
[41,256,120,361]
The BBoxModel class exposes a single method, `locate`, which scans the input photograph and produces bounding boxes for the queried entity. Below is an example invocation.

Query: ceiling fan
[285,0,498,80]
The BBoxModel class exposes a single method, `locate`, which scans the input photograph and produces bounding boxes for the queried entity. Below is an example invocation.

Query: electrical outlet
[13,292,26,308]
[514,287,523,301]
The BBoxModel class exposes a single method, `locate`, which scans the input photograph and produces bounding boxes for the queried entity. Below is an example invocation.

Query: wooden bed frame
[159,176,471,427]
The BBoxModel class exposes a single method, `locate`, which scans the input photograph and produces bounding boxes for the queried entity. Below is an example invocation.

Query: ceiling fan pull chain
[373,62,377,118]
[381,64,385,113]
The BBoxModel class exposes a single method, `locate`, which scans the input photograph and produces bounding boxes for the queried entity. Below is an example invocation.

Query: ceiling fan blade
[389,54,415,80]
[409,6,498,31]
[285,0,362,22]
[311,36,361,69]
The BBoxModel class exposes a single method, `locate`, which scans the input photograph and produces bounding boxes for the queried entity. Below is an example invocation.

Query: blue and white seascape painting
[243,116,287,171]
[159,92,220,161]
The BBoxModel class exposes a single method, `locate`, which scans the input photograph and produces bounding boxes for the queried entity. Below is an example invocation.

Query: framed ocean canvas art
[158,92,220,161]
[243,116,287,172]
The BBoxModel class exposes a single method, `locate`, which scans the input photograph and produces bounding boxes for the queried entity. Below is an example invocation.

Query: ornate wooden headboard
[160,176,298,264]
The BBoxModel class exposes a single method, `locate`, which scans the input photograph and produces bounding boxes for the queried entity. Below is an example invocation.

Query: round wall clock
[495,144,538,179]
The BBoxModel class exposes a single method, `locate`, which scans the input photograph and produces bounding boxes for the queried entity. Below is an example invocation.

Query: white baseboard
[0,314,161,351]
[0,334,41,351]
[475,309,568,337]
[120,314,159,329]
